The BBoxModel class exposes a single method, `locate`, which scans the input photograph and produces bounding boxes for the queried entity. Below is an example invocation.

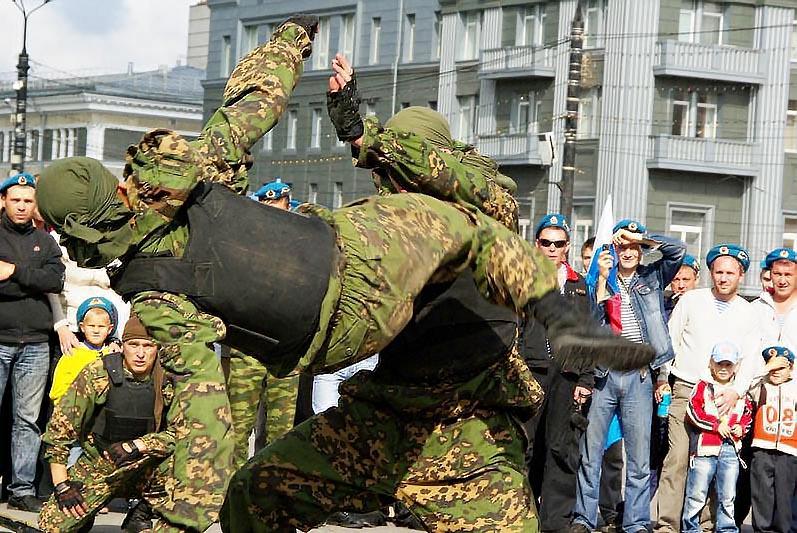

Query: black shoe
[570,523,592,533]
[324,510,388,528]
[122,500,154,532]
[531,291,655,373]
[7,494,43,513]
[391,502,426,530]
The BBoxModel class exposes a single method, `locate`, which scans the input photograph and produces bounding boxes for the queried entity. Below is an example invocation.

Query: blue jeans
[311,354,379,414]
[573,369,653,533]
[682,442,739,533]
[0,342,50,497]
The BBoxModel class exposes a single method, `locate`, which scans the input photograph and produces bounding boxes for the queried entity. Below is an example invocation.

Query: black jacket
[520,268,594,388]
[0,212,65,343]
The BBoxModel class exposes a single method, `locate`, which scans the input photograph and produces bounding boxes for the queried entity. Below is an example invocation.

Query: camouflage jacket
[43,357,175,465]
[121,22,311,258]
[356,115,519,231]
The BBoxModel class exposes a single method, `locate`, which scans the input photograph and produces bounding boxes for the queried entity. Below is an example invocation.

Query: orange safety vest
[751,379,797,456]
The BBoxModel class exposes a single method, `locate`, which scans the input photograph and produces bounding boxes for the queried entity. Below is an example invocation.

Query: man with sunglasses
[523,213,594,532]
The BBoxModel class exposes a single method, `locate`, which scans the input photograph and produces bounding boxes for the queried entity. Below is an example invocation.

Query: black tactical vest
[111,183,338,372]
[378,271,519,383]
[91,353,155,448]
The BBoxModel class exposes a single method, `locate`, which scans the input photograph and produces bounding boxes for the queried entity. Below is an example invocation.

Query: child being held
[682,341,753,533]
[49,296,119,403]
[748,346,797,533]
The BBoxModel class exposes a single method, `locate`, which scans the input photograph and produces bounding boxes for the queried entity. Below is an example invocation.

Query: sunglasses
[538,238,568,249]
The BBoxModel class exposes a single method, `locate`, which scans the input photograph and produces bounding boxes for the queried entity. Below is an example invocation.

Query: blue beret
[761,345,794,363]
[682,254,700,273]
[289,199,302,211]
[254,179,291,200]
[0,172,36,194]
[764,247,797,269]
[760,259,769,271]
[613,219,646,234]
[706,244,750,272]
[534,213,570,238]
[76,296,119,336]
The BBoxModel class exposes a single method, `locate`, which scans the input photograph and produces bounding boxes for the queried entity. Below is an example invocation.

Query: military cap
[760,259,770,272]
[254,179,291,200]
[764,247,797,269]
[706,243,750,272]
[76,296,119,335]
[761,345,794,363]
[710,341,740,364]
[0,172,36,195]
[613,219,646,235]
[534,213,570,239]
[682,254,700,274]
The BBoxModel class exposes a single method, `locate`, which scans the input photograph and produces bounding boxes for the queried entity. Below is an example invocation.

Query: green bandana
[37,157,135,268]
[385,106,454,150]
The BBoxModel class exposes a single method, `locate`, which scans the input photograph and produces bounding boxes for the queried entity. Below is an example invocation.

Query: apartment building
[204,0,797,291]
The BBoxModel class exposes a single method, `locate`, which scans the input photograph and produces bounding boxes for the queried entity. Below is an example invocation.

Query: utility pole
[10,0,53,173]
[559,3,584,222]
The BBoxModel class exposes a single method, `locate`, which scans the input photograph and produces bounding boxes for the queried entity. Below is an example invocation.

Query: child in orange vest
[749,346,797,533]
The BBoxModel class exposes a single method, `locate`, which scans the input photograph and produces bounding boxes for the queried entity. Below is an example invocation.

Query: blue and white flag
[585,195,620,300]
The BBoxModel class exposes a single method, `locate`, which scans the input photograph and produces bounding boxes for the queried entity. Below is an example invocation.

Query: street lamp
[10,0,54,173]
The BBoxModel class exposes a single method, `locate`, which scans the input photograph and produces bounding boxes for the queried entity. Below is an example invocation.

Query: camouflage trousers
[225,349,299,470]
[220,351,543,533]
[38,451,172,533]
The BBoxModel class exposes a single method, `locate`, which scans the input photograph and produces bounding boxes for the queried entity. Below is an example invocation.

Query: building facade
[0,65,205,177]
[204,0,797,292]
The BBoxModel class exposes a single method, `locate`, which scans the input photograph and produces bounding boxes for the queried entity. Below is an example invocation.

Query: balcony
[647,135,757,176]
[653,40,764,84]
[477,131,547,166]
[480,45,556,80]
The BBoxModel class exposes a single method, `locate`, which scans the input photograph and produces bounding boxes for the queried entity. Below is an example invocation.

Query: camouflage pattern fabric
[39,358,175,532]
[225,349,299,470]
[297,194,557,374]
[357,115,519,231]
[221,347,543,533]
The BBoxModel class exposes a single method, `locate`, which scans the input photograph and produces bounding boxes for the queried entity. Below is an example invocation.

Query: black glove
[327,76,364,142]
[285,14,320,41]
[55,480,86,512]
[107,440,143,467]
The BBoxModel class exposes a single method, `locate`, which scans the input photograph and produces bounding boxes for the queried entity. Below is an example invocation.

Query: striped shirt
[714,298,732,314]
[618,274,644,343]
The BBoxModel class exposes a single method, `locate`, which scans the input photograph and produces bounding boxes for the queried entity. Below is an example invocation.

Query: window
[311,108,322,148]
[261,130,273,152]
[573,203,595,270]
[365,102,377,116]
[333,182,343,208]
[340,14,356,60]
[403,14,416,62]
[401,102,411,110]
[669,205,712,259]
[584,0,607,49]
[370,18,381,65]
[433,12,443,60]
[308,183,318,204]
[695,93,717,139]
[517,4,546,47]
[313,17,330,69]
[0,132,4,162]
[457,96,477,142]
[429,100,438,111]
[784,216,797,249]
[672,90,690,136]
[286,110,298,150]
[578,87,601,139]
[220,35,232,76]
[241,24,258,56]
[459,11,481,61]
[786,100,797,152]
[679,1,725,45]
[510,93,536,134]
[671,90,716,139]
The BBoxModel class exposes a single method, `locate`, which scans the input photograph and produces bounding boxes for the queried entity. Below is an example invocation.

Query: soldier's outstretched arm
[196,19,315,186]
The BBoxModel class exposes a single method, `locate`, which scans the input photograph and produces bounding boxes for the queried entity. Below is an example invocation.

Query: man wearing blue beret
[752,247,797,368]
[664,254,700,318]
[0,172,65,512]
[657,243,761,532]
[253,179,291,210]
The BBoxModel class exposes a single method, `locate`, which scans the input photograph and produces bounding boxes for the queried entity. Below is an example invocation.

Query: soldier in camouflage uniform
[39,315,171,533]
[34,15,651,533]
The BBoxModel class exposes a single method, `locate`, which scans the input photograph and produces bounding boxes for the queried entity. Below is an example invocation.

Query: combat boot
[121,500,153,532]
[530,291,654,373]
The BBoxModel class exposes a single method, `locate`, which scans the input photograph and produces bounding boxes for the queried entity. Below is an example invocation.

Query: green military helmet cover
[37,156,135,268]
[385,106,454,151]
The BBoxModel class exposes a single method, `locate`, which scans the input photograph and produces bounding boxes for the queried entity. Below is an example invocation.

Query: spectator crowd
[0,164,796,533]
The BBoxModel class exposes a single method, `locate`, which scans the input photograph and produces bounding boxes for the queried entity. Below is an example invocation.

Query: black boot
[324,510,388,528]
[391,501,427,530]
[531,291,654,373]
[121,499,153,532]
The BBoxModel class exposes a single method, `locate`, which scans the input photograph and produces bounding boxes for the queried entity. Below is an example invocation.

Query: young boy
[49,296,118,403]
[749,346,797,533]
[682,341,753,533]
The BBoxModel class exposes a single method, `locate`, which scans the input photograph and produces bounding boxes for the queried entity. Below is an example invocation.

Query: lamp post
[559,2,584,223]
[10,0,53,173]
